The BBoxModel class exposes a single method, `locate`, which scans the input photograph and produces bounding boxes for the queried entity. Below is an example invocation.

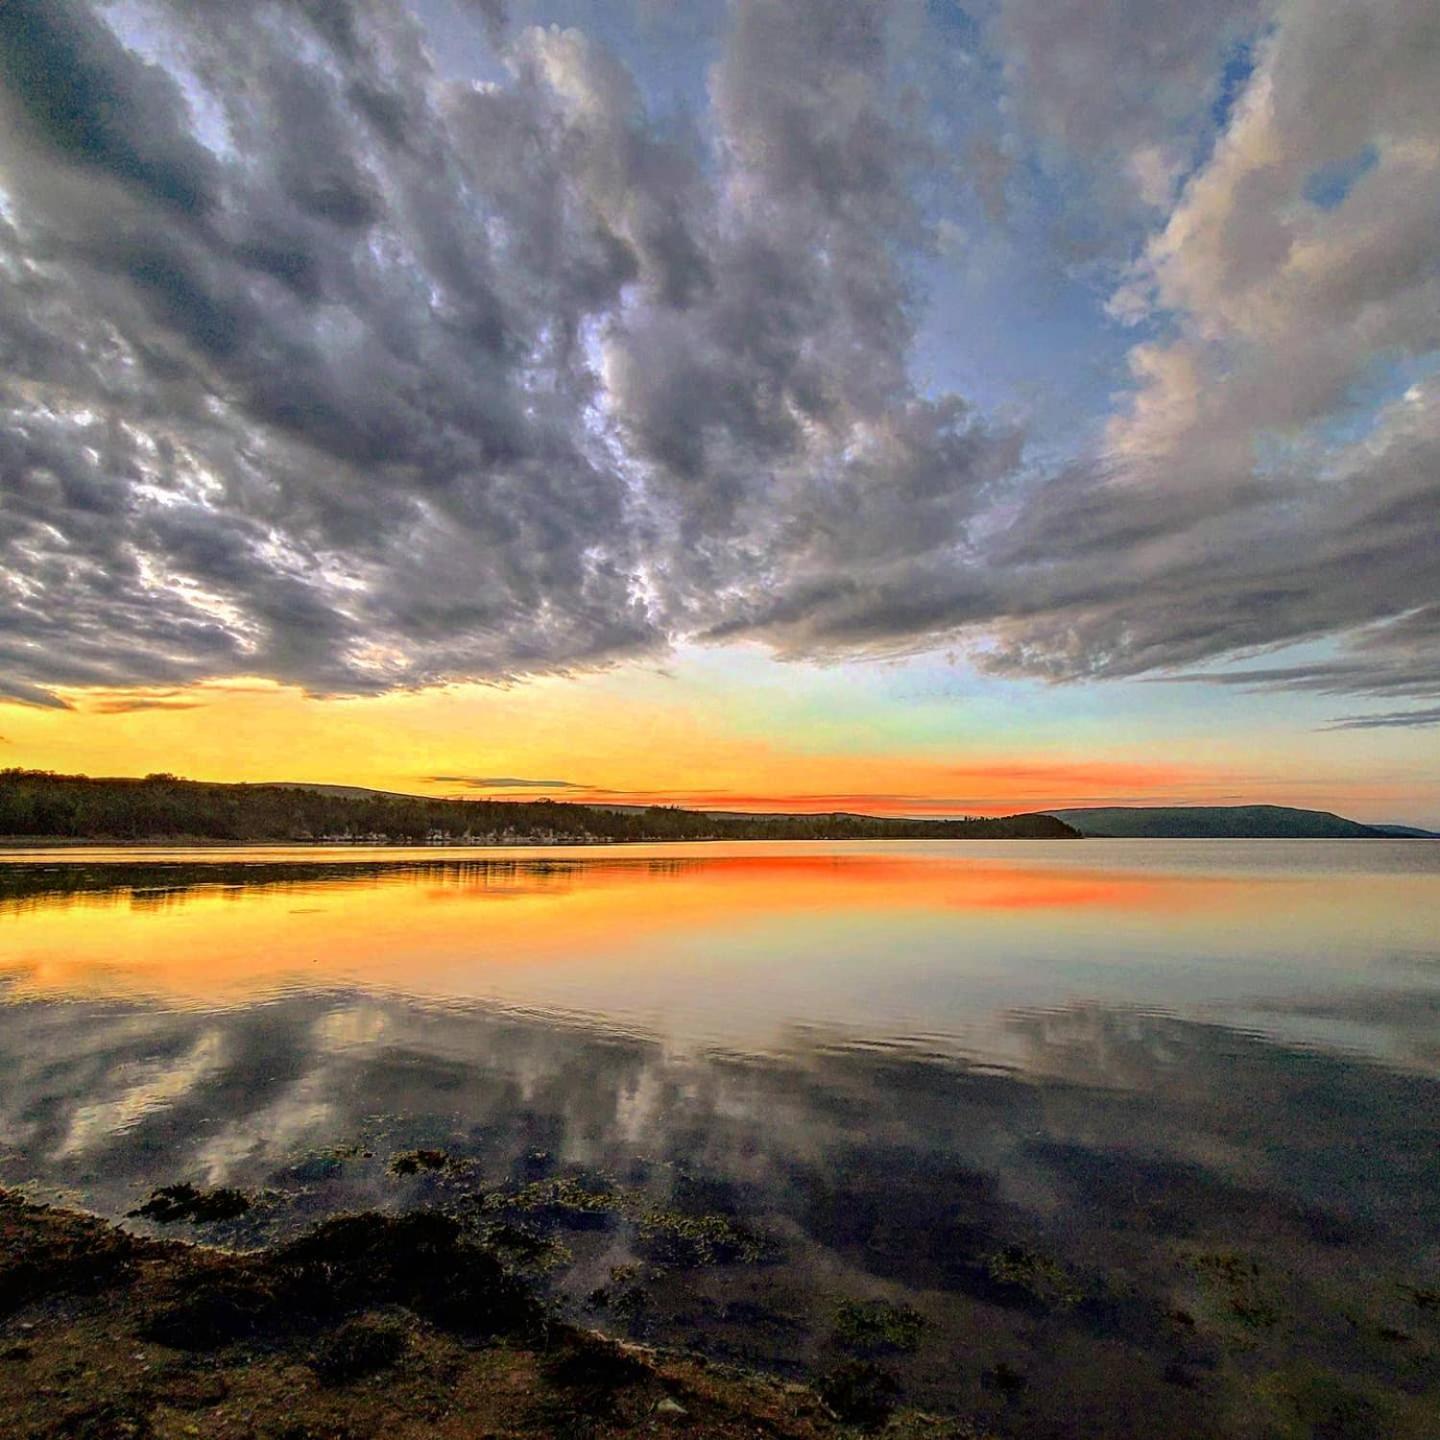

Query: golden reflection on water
[2,842,1438,1067]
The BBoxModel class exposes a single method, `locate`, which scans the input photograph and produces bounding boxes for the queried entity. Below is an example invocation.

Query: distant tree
[0,771,1079,844]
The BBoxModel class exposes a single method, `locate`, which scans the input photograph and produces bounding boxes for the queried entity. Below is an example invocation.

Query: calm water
[3,840,1439,1436]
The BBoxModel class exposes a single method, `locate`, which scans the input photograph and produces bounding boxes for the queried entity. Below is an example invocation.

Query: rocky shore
[0,1189,978,1440]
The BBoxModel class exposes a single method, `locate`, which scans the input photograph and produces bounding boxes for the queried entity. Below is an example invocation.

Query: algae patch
[830,1297,926,1356]
[127,1184,252,1225]
[984,1244,1081,1310]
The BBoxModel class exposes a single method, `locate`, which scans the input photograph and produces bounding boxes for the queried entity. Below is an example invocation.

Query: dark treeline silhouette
[0,770,1076,843]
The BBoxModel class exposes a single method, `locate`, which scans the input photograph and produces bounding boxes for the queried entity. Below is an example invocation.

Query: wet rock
[143,1211,543,1351]
[1163,1360,1205,1389]
[478,1221,568,1271]
[635,1209,769,1267]
[141,1271,280,1351]
[539,1333,651,1421]
[53,1399,153,1439]
[149,1366,230,1409]
[719,1299,803,1333]
[489,1176,623,1231]
[273,1211,544,1338]
[0,1197,142,1316]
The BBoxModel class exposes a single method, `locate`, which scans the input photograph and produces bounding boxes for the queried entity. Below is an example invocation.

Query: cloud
[0,0,1436,711]
[86,692,207,714]
[973,0,1440,699]
[992,0,1272,227]
[429,775,584,789]
[1323,706,1440,732]
[0,0,1023,706]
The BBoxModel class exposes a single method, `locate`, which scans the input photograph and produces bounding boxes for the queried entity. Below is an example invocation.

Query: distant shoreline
[4,773,1434,844]
[0,833,1078,851]
[0,835,1432,856]
[0,770,1079,845]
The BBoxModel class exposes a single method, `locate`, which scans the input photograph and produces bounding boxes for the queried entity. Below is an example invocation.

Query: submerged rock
[388,1148,451,1176]
[127,1184,251,1225]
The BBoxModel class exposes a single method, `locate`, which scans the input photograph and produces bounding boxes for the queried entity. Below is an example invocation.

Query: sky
[0,0,1436,822]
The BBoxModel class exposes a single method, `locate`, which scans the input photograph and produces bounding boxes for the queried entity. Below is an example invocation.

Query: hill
[1043,805,1396,839]
[0,770,1076,844]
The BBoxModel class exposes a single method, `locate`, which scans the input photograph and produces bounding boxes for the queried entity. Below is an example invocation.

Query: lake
[3,840,1439,1437]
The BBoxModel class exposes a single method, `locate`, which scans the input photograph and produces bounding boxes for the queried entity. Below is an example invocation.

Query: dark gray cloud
[0,0,1020,706]
[0,0,1436,711]
[1323,706,1440,731]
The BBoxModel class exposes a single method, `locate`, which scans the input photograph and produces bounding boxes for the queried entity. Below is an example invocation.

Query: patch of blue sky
[910,141,1143,462]
[912,249,1132,462]
[1250,353,1440,473]
[529,0,722,119]
[1302,145,1378,210]
[662,641,1440,808]
[1331,351,1440,439]
[1162,28,1271,206]
[1210,34,1259,133]
[412,0,514,83]
[1134,636,1440,742]
[925,0,983,49]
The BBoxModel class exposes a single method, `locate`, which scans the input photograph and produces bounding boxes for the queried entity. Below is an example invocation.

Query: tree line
[0,770,1078,843]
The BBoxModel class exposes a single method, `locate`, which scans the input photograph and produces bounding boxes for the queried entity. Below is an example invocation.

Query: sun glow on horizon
[2,645,1433,825]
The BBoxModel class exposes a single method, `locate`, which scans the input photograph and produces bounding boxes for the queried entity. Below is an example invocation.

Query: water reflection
[4,842,1439,1070]
[2,842,1439,1436]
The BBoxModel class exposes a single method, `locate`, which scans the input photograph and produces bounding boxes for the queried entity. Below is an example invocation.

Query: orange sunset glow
[4,844,1428,1016]
[3,659,1432,823]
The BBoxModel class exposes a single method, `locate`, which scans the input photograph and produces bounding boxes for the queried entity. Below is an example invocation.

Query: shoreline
[0,1189,950,1439]
[0,834,1082,851]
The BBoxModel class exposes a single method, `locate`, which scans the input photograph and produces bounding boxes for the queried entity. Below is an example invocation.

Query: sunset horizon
[4,650,1434,825]
[1,3,1437,1435]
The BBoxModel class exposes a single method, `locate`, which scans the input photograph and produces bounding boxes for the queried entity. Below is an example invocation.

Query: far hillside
[1042,805,1426,839]
[0,770,1076,845]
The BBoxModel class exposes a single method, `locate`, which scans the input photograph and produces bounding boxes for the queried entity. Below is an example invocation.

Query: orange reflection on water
[1,843,1435,1028]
